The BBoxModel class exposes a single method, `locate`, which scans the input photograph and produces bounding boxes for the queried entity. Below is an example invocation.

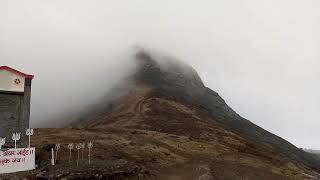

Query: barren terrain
[1,127,315,179]
[2,50,320,179]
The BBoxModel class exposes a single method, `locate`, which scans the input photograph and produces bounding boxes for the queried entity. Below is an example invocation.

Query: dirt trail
[151,162,212,180]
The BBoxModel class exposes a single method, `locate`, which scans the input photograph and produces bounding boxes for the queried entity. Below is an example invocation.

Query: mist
[1,0,320,149]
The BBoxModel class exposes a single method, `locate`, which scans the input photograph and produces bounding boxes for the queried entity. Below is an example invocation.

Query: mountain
[4,50,320,179]
[12,49,317,179]
[65,49,320,178]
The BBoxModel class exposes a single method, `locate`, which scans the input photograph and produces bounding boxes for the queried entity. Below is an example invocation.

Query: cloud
[0,0,320,148]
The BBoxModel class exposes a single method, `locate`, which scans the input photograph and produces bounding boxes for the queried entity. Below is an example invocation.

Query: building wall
[0,70,25,93]
[0,77,31,147]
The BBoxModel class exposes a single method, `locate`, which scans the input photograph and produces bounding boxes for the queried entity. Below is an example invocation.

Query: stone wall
[0,81,31,148]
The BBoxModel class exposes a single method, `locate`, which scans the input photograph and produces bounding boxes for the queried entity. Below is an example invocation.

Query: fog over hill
[68,49,320,177]
[1,0,320,149]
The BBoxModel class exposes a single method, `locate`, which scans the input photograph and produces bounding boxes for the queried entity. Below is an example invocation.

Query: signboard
[0,70,25,93]
[0,148,35,174]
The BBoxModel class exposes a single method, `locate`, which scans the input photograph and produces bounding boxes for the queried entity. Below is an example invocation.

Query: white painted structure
[0,69,25,92]
[0,148,35,174]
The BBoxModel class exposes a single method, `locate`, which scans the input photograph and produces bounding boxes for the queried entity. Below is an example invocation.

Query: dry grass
[3,127,301,179]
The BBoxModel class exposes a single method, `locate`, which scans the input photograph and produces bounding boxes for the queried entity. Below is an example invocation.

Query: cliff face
[72,49,320,177]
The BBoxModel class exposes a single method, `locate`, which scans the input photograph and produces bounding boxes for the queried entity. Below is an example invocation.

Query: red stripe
[0,66,34,79]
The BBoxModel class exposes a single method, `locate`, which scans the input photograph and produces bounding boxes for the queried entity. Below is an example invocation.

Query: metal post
[12,132,20,149]
[89,148,91,165]
[81,149,84,160]
[55,144,60,164]
[26,128,34,148]
[0,137,5,149]
[81,143,85,160]
[87,142,93,165]
[77,149,80,166]
[69,149,72,163]
[76,143,81,167]
[51,148,55,166]
[68,143,73,163]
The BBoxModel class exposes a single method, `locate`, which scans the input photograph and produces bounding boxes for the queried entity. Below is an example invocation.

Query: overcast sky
[1,0,320,149]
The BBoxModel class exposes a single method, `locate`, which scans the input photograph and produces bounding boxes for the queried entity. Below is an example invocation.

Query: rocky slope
[8,49,319,179]
[68,49,320,178]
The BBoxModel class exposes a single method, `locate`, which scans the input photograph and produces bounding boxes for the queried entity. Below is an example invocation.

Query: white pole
[55,144,60,164]
[81,149,84,160]
[51,148,55,166]
[81,143,85,160]
[55,150,58,164]
[68,143,73,163]
[12,132,20,149]
[77,149,80,167]
[28,135,31,148]
[87,142,93,165]
[69,149,72,163]
[26,128,34,148]
[88,148,91,165]
[0,138,4,150]
[76,143,81,167]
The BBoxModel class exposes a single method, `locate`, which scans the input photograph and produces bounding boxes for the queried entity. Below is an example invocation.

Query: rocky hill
[8,49,320,179]
[67,49,320,179]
